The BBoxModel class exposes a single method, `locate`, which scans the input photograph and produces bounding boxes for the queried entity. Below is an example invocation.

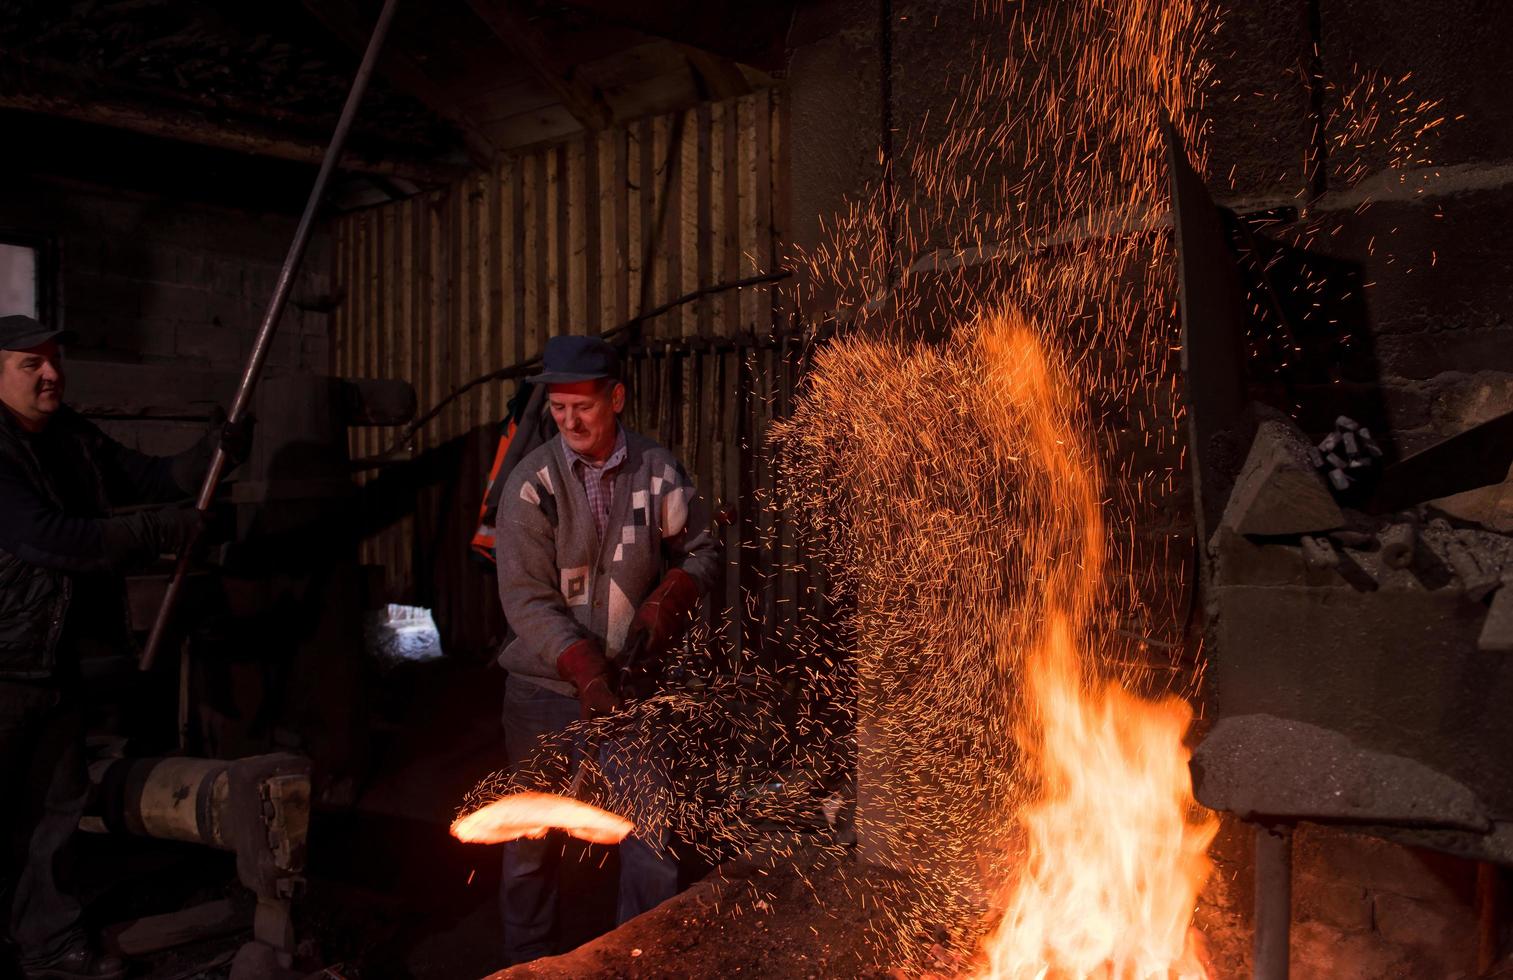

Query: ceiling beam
[0,90,465,184]
[551,0,793,72]
[677,44,753,101]
[464,0,615,131]
[298,0,498,168]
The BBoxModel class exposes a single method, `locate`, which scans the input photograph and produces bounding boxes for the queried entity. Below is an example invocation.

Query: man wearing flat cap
[0,315,250,980]
[493,334,720,964]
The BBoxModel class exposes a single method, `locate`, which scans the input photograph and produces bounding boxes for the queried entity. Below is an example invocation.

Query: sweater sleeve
[661,463,722,593]
[494,469,590,677]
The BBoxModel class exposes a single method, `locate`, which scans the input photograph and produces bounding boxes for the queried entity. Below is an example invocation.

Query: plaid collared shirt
[562,427,627,540]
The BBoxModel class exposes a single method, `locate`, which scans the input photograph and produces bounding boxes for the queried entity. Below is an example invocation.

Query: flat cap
[528,335,621,385]
[0,314,71,351]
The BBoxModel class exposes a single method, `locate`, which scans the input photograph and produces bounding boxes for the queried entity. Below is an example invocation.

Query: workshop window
[0,239,40,318]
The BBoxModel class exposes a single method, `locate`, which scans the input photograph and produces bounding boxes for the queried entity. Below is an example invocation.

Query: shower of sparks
[776,1,1225,964]
[458,0,1453,972]
[770,313,1217,977]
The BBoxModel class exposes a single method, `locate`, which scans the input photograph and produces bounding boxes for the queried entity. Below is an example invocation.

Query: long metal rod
[1254,821,1294,980]
[139,0,404,672]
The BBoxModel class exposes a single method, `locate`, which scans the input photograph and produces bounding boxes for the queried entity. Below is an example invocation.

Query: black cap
[0,315,71,351]
[528,335,621,384]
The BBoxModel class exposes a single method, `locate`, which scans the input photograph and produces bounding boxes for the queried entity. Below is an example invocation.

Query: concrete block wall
[0,172,332,455]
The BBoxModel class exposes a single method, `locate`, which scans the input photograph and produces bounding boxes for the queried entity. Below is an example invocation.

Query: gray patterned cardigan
[494,428,721,695]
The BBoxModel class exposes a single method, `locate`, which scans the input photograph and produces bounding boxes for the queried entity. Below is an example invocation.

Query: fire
[451,791,635,846]
[971,317,1216,979]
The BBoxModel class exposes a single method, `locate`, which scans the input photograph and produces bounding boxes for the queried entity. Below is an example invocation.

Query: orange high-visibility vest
[471,383,553,565]
[469,417,517,563]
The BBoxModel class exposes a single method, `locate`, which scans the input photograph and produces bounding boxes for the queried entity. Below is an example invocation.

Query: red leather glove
[622,568,701,668]
[556,638,622,719]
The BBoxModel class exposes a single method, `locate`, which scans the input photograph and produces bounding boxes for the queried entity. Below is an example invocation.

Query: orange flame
[972,314,1216,980]
[451,791,635,846]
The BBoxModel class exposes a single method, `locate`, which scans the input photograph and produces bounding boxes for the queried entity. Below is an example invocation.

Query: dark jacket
[0,404,207,679]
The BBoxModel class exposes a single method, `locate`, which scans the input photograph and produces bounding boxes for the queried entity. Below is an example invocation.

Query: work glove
[103,505,203,566]
[213,407,256,467]
[158,504,207,554]
[556,638,622,720]
[159,503,238,554]
[621,568,701,670]
[170,407,256,495]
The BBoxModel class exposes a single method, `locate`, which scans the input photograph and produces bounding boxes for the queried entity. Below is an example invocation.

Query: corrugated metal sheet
[331,91,796,661]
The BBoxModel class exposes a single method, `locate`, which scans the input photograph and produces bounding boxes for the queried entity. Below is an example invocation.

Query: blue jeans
[499,676,680,966]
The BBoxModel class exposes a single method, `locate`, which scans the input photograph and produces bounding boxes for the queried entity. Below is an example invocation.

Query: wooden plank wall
[330,90,798,661]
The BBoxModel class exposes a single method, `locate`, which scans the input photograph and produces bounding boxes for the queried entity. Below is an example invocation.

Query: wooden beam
[464,0,615,131]
[299,0,498,168]
[0,91,463,184]
[677,44,753,101]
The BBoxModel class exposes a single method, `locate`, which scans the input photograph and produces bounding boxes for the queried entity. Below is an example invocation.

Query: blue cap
[528,335,621,384]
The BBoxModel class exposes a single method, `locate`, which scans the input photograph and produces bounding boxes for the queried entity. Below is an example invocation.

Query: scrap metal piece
[1300,535,1339,570]
[1166,122,1251,559]
[1378,520,1417,569]
[1254,821,1294,980]
[1431,519,1502,601]
[1368,408,1513,513]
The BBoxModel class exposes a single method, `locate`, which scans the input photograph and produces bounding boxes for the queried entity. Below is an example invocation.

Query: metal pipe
[139,0,404,671]
[1254,821,1294,980]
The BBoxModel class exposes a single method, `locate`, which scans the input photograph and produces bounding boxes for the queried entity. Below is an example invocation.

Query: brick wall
[0,173,332,454]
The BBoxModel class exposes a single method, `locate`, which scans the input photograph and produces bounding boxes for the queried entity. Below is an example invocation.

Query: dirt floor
[10,657,1501,980]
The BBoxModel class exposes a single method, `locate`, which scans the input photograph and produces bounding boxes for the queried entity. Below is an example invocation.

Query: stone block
[63,272,143,319]
[1428,372,1513,435]
[1379,329,1513,382]
[1219,417,1343,536]
[1290,921,1418,980]
[1296,826,1478,906]
[65,360,234,418]
[128,317,180,360]
[786,0,883,258]
[207,259,246,299]
[1380,383,1432,432]
[1295,875,1373,933]
[174,321,245,368]
[204,291,253,333]
[64,239,109,279]
[170,247,208,285]
[139,282,209,326]
[1204,0,1315,201]
[103,240,174,285]
[1372,891,1477,960]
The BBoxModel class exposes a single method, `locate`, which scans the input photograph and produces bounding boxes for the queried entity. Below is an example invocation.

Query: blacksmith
[0,315,248,980]
[494,334,720,964]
